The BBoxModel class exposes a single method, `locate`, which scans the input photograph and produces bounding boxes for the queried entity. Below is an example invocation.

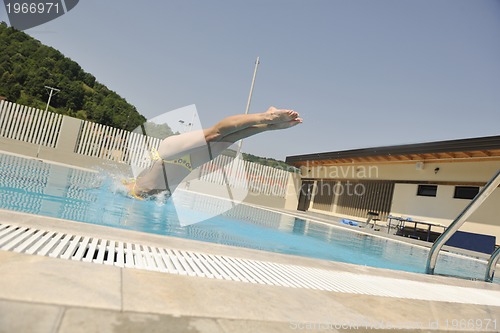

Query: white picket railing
[0,100,63,148]
[74,118,292,197]
[199,154,291,198]
[74,120,162,169]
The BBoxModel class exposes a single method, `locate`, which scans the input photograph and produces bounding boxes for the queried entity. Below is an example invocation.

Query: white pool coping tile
[1,221,499,307]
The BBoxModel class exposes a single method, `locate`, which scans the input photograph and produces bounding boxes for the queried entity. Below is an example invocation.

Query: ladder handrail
[425,169,500,275]
[485,246,500,282]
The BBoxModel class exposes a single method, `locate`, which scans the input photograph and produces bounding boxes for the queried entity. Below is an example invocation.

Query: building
[285,135,500,241]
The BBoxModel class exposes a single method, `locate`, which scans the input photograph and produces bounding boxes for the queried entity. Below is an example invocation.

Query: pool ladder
[426,169,500,282]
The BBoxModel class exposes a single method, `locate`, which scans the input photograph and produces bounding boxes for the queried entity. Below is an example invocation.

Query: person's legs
[188,117,303,169]
[156,130,207,160]
[155,107,299,160]
[131,108,302,196]
[216,117,303,143]
[204,107,299,142]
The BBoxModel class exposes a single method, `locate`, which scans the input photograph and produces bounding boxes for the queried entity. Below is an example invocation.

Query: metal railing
[485,246,500,282]
[425,169,500,281]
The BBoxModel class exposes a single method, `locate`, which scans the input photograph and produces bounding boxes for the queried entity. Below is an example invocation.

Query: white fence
[0,100,63,148]
[1,101,293,197]
[74,120,161,170]
[199,154,290,197]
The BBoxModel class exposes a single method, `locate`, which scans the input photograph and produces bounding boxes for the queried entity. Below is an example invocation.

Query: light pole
[235,56,260,157]
[44,86,60,112]
[178,120,192,133]
[178,108,196,133]
[37,86,60,157]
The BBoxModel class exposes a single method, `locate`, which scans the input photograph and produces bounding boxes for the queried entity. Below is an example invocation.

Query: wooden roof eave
[289,149,500,168]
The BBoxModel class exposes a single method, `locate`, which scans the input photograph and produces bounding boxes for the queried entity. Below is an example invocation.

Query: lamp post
[37,86,60,158]
[235,56,260,157]
[178,120,192,133]
[178,108,196,133]
[44,86,60,112]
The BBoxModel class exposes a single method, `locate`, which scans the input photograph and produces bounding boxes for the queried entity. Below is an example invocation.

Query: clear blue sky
[2,0,500,160]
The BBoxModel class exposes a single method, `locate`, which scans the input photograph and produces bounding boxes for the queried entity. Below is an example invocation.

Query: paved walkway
[1,210,499,333]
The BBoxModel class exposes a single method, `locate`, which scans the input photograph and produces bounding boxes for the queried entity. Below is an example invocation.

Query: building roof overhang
[285,135,500,167]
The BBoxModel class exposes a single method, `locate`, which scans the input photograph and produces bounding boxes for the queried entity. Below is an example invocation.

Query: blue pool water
[0,152,496,282]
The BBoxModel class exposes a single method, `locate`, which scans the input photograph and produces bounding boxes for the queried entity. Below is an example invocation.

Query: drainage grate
[1,222,500,306]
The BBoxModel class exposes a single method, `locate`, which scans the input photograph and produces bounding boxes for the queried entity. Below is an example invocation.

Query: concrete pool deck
[1,210,499,333]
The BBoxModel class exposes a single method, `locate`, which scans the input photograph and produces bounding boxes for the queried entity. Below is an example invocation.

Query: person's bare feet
[266,117,303,130]
[263,107,299,124]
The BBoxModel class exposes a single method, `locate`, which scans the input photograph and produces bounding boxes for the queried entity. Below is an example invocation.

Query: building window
[417,185,437,197]
[454,186,480,200]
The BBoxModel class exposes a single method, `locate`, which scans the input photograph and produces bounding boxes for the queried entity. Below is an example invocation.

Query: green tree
[139,122,177,139]
[0,23,146,131]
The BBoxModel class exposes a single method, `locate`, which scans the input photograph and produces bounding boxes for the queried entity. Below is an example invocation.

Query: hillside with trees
[0,22,297,171]
[242,152,299,172]
[0,22,145,131]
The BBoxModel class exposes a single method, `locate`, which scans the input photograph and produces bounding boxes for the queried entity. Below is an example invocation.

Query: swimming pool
[0,152,496,282]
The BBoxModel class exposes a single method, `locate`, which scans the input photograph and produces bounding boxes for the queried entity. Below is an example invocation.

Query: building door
[297,181,314,211]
